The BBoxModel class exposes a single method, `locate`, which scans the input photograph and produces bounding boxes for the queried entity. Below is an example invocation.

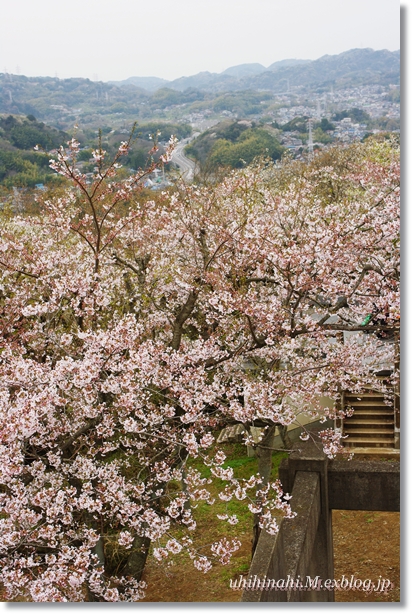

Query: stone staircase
[342,386,395,449]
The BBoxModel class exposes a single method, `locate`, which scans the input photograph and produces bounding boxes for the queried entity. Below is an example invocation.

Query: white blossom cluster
[0,138,399,601]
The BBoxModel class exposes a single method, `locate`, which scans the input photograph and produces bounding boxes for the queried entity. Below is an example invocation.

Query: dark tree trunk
[278,424,293,450]
[122,535,151,582]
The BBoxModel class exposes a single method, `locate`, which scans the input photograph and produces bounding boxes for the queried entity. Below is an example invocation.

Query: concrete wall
[241,439,400,602]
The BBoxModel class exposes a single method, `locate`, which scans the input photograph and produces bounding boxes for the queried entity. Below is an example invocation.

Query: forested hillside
[185,120,284,169]
[0,49,399,129]
[0,115,67,187]
[0,115,191,188]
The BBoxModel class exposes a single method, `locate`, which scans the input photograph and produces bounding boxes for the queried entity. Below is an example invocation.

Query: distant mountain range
[112,76,170,91]
[109,48,399,93]
[0,48,400,130]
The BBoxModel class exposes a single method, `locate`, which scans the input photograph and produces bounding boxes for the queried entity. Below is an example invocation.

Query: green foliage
[331,108,399,133]
[384,88,400,103]
[125,149,148,171]
[0,114,68,187]
[280,117,309,133]
[0,114,191,187]
[0,114,67,150]
[318,118,335,132]
[109,102,128,113]
[332,108,370,124]
[0,74,150,132]
[212,121,249,143]
[0,148,61,187]
[312,127,333,144]
[209,129,283,168]
[10,125,49,150]
[278,116,335,145]
[186,120,284,170]
[149,88,185,109]
[0,150,26,181]
[372,117,400,132]
[136,121,191,141]
[148,87,207,110]
[77,148,93,162]
[211,91,272,116]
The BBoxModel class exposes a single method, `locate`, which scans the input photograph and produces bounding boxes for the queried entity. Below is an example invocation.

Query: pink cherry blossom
[0,136,399,601]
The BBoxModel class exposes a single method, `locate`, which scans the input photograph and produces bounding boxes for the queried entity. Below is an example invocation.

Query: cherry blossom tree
[0,134,399,601]
[138,138,399,550]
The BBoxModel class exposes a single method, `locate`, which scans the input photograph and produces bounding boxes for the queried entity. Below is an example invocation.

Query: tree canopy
[0,136,400,601]
[186,120,284,170]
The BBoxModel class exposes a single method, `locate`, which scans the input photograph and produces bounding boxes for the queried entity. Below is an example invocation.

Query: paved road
[171,139,197,182]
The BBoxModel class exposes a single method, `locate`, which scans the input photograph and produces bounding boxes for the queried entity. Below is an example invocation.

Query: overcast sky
[0,0,401,82]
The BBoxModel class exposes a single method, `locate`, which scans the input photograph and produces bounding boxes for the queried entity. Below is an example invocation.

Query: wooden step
[345,393,386,399]
[345,435,395,442]
[342,380,396,450]
[344,418,393,424]
[345,398,386,404]
[344,422,393,429]
[345,401,393,408]
[345,437,395,447]
[349,447,400,458]
[345,414,393,420]
[349,408,394,415]
[343,428,394,435]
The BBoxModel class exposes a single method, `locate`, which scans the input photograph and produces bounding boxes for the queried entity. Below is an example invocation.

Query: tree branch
[171,289,199,350]
[59,417,102,452]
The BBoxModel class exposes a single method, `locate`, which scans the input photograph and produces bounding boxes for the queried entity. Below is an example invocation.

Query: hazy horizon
[1,46,400,85]
[106,47,400,84]
[1,0,400,82]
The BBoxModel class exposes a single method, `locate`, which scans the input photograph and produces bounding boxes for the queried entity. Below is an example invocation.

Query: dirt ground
[141,509,400,603]
[1,508,400,603]
[333,509,400,602]
[1,454,399,603]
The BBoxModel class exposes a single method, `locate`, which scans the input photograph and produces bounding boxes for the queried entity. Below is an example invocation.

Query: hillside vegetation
[0,115,192,188]
[0,115,67,187]
[185,120,284,169]
[0,49,399,131]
